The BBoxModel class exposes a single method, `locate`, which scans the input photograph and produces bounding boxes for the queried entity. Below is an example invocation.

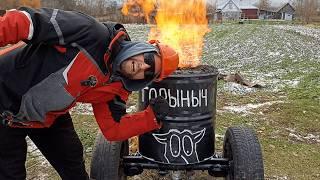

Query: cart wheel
[223,126,264,180]
[90,131,128,180]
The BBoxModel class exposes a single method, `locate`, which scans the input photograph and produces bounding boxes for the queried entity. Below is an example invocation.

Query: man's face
[120,53,161,80]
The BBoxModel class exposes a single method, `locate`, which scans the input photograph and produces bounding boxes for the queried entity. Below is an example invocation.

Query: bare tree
[294,0,318,23]
[19,0,41,8]
[259,0,270,10]
[1,0,41,9]
[41,0,76,10]
[206,0,216,23]
[96,0,106,16]
[0,0,19,9]
[294,0,303,19]
[305,0,318,23]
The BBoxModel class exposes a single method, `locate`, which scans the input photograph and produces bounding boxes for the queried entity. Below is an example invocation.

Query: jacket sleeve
[0,7,105,47]
[0,9,33,46]
[92,97,161,141]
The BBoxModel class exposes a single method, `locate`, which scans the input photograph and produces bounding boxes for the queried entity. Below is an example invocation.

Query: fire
[122,0,210,67]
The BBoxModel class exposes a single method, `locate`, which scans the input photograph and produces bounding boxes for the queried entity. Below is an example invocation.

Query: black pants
[0,113,89,180]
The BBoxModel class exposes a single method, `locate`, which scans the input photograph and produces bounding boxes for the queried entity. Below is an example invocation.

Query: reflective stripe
[50,9,65,45]
[20,11,34,40]
[63,53,79,84]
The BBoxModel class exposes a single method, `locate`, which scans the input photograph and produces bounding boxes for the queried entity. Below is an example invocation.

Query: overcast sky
[213,0,290,6]
[249,0,289,6]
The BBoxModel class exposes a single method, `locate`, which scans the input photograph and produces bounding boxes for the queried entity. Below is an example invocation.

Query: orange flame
[122,0,209,67]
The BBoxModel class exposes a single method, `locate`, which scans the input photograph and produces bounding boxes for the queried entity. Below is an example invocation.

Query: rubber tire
[90,131,128,180]
[223,126,264,180]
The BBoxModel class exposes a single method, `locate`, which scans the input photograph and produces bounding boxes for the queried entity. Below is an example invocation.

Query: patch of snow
[222,101,284,114]
[26,137,51,179]
[274,25,320,41]
[215,134,225,140]
[267,176,289,180]
[126,105,137,113]
[70,103,93,115]
[222,82,256,95]
[288,133,304,142]
[288,132,320,144]
[70,103,137,115]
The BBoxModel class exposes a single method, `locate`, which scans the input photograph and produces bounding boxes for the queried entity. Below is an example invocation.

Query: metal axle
[122,155,229,177]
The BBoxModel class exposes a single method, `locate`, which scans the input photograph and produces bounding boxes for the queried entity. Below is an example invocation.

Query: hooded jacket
[0,7,160,141]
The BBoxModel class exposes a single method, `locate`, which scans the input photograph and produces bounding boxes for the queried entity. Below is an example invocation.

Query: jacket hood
[112,41,159,91]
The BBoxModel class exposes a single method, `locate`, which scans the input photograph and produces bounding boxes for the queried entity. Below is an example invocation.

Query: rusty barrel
[138,65,219,165]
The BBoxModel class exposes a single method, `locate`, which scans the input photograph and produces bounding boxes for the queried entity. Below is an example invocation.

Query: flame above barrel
[122,0,210,67]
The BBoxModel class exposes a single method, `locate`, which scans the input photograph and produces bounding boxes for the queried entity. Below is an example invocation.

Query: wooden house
[217,0,241,20]
[216,0,258,20]
[259,8,277,19]
[240,4,259,19]
[275,3,295,20]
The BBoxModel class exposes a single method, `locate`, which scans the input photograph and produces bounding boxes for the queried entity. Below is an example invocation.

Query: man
[0,7,179,180]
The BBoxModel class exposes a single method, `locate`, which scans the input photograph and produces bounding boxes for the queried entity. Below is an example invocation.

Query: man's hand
[0,111,14,126]
[149,96,169,124]
[0,111,29,127]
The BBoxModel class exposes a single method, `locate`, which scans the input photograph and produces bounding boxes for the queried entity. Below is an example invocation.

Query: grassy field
[25,23,320,179]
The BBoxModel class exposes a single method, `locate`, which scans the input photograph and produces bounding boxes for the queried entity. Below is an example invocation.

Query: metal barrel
[138,65,219,165]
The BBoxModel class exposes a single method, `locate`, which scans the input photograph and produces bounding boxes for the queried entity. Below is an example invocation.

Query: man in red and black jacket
[0,7,179,180]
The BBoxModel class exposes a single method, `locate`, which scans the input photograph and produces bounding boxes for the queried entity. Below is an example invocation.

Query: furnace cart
[90,66,264,180]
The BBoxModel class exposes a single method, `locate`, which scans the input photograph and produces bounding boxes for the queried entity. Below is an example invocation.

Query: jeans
[0,113,89,180]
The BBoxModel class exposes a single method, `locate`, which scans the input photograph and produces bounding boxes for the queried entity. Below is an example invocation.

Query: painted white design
[153,128,206,164]
[141,87,208,108]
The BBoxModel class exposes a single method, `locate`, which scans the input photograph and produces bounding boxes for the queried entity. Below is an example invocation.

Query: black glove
[1,111,14,127]
[0,111,28,127]
[149,96,169,123]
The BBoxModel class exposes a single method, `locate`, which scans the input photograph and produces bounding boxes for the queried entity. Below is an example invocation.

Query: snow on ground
[26,137,51,179]
[70,103,94,115]
[220,100,284,115]
[202,24,320,93]
[274,25,320,41]
[286,128,320,144]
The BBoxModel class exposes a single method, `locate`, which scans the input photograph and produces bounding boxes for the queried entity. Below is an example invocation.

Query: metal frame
[122,155,230,177]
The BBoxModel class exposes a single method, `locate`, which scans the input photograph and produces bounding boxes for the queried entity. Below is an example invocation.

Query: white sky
[212,0,290,6]
[117,0,290,7]
[250,0,289,6]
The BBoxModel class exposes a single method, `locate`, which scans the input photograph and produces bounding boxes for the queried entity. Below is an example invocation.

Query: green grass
[262,139,320,179]
[215,70,320,179]
[215,89,320,179]
[213,40,319,179]
[73,115,99,149]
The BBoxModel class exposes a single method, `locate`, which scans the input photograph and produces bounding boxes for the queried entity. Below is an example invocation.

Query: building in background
[216,0,258,20]
[274,3,295,20]
[240,3,259,19]
[259,7,277,19]
[216,0,242,20]
[216,0,297,21]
